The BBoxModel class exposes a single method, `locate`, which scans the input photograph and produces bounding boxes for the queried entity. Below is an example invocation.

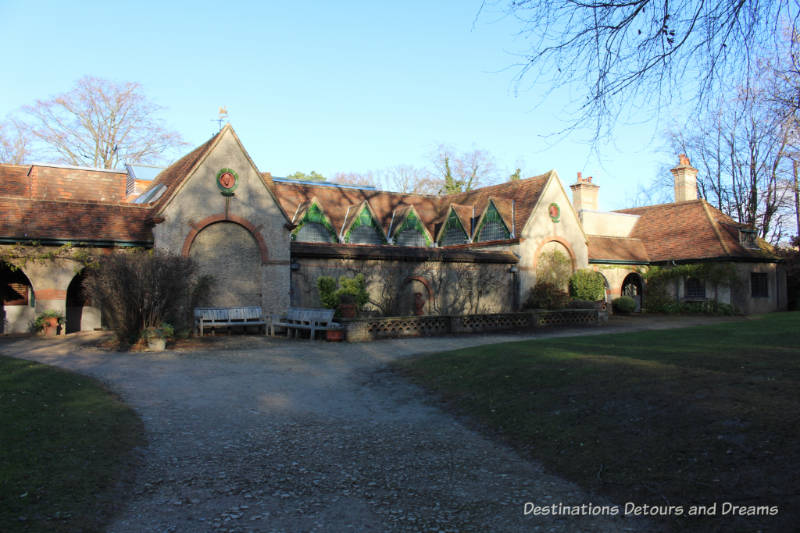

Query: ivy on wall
[0,242,103,273]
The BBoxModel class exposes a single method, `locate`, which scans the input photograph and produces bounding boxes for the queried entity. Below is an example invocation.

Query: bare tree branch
[16,76,185,169]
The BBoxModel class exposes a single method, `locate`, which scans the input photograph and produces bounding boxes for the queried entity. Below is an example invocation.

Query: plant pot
[338,303,356,318]
[43,316,59,336]
[147,337,166,351]
[326,328,344,342]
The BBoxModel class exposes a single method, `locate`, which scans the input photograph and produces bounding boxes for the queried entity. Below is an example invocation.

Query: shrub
[143,322,175,340]
[83,251,212,344]
[524,281,569,310]
[568,269,605,301]
[612,296,637,314]
[317,274,369,313]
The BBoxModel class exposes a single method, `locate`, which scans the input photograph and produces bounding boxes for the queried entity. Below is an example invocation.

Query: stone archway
[66,269,102,333]
[1,261,35,334]
[188,221,262,307]
[621,272,644,312]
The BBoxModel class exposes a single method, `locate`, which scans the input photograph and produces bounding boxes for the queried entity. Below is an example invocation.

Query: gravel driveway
[2,317,737,532]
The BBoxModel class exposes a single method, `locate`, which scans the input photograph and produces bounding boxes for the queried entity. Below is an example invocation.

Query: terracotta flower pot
[43,316,59,336]
[326,328,344,342]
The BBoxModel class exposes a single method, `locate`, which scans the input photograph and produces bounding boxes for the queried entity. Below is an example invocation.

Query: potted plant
[143,322,174,351]
[34,310,64,336]
[317,274,369,319]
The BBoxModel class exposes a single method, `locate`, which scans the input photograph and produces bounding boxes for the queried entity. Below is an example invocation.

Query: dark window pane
[751,273,768,298]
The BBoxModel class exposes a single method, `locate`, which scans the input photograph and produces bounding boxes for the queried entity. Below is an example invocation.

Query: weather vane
[212,106,229,132]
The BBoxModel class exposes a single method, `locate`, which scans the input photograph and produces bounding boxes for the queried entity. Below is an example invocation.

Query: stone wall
[291,256,516,316]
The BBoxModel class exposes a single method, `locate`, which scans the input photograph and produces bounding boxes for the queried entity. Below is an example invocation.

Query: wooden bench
[194,306,267,336]
[269,307,340,340]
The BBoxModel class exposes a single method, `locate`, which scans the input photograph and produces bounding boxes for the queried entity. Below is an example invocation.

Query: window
[439,210,469,246]
[349,224,384,245]
[295,222,335,243]
[395,229,426,247]
[685,277,706,299]
[476,202,510,242]
[751,272,769,298]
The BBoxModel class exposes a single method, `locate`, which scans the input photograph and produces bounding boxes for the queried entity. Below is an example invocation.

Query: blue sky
[0,1,682,210]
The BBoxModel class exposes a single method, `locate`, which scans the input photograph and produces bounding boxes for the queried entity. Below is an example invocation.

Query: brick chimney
[671,154,698,203]
[570,171,599,211]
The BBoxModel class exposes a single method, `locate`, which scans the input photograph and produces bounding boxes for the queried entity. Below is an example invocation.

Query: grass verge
[395,312,800,531]
[0,355,145,532]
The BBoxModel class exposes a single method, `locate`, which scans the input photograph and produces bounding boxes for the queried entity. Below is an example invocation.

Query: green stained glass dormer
[291,201,338,243]
[476,201,510,242]
[394,209,432,247]
[345,206,386,244]
[439,209,469,246]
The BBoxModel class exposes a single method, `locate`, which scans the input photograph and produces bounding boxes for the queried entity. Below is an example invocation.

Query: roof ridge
[700,199,732,255]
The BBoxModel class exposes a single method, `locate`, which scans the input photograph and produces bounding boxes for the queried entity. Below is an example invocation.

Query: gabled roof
[616,199,777,262]
[473,197,513,241]
[148,129,223,211]
[389,204,434,245]
[340,201,387,242]
[0,164,30,197]
[447,172,550,237]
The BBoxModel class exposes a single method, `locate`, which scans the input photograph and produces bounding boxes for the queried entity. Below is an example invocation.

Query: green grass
[0,356,145,533]
[396,312,800,531]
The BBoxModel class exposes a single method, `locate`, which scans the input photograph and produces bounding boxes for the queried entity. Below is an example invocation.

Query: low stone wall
[343,309,608,342]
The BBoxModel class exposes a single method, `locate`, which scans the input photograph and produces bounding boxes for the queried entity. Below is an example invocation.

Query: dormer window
[739,228,758,249]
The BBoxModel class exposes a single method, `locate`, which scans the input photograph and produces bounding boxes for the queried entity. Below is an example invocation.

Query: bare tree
[669,81,795,243]
[0,120,30,164]
[333,171,378,187]
[493,1,800,136]
[431,144,498,193]
[16,76,184,169]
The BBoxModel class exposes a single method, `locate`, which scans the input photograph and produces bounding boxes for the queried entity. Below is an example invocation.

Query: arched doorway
[598,272,611,310]
[66,269,101,333]
[1,262,35,334]
[189,221,262,307]
[621,272,644,312]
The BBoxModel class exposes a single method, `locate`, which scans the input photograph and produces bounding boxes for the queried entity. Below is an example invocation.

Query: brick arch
[181,214,269,264]
[402,275,433,303]
[532,236,577,271]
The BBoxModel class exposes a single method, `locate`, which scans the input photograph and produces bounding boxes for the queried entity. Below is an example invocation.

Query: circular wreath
[548,202,561,222]
[216,168,239,195]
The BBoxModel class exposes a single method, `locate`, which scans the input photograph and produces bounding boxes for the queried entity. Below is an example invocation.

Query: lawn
[396,312,800,531]
[0,355,145,533]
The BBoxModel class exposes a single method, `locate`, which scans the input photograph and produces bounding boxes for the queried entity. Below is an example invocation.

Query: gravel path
[0,316,739,532]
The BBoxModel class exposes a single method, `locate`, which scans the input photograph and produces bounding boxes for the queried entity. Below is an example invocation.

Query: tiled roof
[587,235,649,263]
[0,164,129,202]
[272,173,551,245]
[446,173,551,236]
[272,181,443,239]
[616,200,776,262]
[0,197,153,243]
[0,164,30,197]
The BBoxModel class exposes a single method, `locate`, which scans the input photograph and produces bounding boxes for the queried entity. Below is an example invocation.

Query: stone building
[0,125,787,333]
